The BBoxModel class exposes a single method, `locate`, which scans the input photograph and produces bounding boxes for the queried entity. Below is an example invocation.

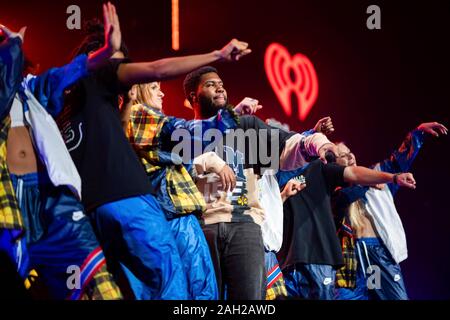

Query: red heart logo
[264,43,319,121]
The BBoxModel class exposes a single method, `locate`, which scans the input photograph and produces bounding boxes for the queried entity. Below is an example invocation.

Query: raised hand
[314,116,334,135]
[234,97,263,115]
[218,39,252,62]
[0,24,27,42]
[87,3,122,70]
[417,122,448,137]
[103,2,121,54]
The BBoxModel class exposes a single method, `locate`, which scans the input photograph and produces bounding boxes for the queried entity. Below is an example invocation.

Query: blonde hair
[131,82,161,107]
[347,199,366,232]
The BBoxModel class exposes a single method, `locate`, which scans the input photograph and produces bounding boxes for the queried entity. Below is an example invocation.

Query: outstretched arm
[117,39,251,87]
[280,132,337,170]
[380,122,447,173]
[279,116,338,170]
[313,116,335,136]
[378,121,447,194]
[344,165,416,190]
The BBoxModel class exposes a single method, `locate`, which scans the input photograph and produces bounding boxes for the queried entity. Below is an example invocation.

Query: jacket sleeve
[0,36,24,119]
[280,131,332,170]
[376,129,425,195]
[275,164,309,189]
[26,54,89,117]
[162,106,238,159]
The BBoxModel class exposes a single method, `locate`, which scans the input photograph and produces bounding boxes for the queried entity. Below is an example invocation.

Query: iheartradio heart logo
[264,43,319,121]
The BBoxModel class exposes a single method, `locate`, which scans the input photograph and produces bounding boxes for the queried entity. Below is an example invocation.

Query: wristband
[393,173,400,185]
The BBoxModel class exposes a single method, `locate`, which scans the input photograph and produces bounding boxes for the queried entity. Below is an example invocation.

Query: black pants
[202,222,265,300]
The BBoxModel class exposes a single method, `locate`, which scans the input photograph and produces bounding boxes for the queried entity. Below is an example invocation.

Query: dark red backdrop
[2,0,449,299]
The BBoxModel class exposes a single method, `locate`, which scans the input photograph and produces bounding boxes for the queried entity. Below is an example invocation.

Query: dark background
[2,0,449,299]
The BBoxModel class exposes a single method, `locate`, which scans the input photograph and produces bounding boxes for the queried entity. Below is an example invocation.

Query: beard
[198,95,228,119]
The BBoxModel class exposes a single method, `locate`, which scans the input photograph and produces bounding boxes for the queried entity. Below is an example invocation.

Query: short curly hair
[183,66,218,104]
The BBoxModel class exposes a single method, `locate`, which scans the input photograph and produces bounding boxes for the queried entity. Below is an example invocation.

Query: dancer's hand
[281,179,306,202]
[103,2,122,55]
[88,3,122,70]
[0,24,27,43]
[314,116,334,135]
[217,165,236,192]
[234,97,263,115]
[394,173,416,189]
[217,38,252,62]
[318,143,338,164]
[417,122,448,137]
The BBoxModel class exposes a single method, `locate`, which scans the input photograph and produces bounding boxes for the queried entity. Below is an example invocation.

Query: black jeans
[202,222,266,300]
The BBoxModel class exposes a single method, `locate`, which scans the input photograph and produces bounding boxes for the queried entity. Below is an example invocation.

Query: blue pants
[283,264,336,300]
[359,237,408,300]
[8,172,115,300]
[335,258,368,300]
[169,215,218,300]
[335,238,408,300]
[0,228,30,299]
[90,194,189,300]
[0,228,28,280]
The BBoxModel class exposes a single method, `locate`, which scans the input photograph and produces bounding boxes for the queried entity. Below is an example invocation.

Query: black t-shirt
[57,59,151,210]
[276,159,347,269]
